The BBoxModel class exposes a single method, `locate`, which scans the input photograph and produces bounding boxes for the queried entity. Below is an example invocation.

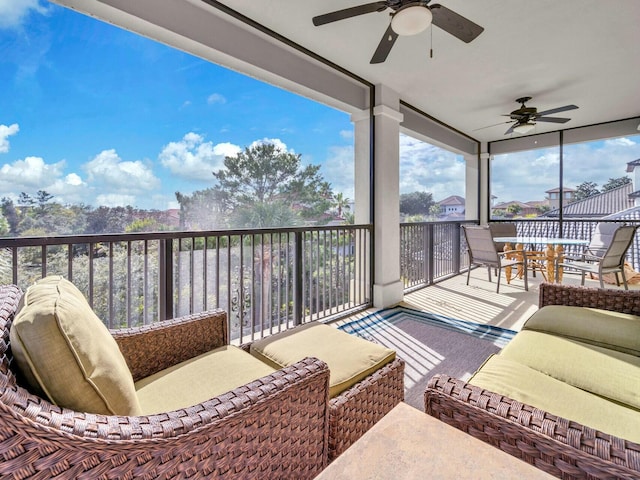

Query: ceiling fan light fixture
[513,122,536,134]
[391,5,433,36]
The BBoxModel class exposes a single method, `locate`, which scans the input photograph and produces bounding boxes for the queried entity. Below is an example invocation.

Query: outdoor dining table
[493,236,590,283]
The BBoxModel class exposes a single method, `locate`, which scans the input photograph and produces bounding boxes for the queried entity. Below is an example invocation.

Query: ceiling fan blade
[430,4,484,43]
[535,116,571,124]
[473,121,512,132]
[312,2,388,26]
[370,24,399,64]
[536,104,578,117]
[504,124,516,135]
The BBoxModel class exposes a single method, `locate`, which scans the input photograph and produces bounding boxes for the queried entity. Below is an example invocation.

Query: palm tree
[333,192,350,218]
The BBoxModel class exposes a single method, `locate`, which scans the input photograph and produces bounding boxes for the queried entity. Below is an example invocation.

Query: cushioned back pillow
[10,276,141,415]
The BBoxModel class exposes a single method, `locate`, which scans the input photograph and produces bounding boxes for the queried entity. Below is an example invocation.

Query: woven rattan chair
[424,282,640,480]
[0,284,330,480]
[463,225,528,293]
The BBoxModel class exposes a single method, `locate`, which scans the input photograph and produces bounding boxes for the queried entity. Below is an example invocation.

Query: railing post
[427,224,434,285]
[293,231,303,326]
[159,238,173,321]
[453,223,461,274]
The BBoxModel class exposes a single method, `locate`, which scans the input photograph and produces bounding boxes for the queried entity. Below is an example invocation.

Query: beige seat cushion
[469,355,640,443]
[136,345,277,414]
[250,321,396,398]
[10,276,141,416]
[523,305,640,356]
[500,330,640,409]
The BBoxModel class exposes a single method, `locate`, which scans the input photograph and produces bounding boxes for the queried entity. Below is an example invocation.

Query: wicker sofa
[425,282,640,479]
[0,283,331,479]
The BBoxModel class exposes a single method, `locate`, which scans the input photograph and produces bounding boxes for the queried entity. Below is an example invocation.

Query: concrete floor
[336,268,640,332]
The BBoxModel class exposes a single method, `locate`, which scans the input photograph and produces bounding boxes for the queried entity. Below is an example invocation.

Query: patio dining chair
[463,225,528,293]
[556,224,638,289]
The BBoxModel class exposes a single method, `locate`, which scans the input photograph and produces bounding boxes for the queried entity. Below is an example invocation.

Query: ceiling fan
[312,1,484,64]
[478,97,579,135]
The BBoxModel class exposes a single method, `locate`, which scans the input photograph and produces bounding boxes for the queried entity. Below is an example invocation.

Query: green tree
[0,213,9,236]
[0,198,19,235]
[35,190,54,215]
[574,181,600,201]
[177,142,333,228]
[506,203,522,216]
[175,188,228,230]
[602,176,632,191]
[333,192,350,217]
[213,143,332,221]
[400,191,434,216]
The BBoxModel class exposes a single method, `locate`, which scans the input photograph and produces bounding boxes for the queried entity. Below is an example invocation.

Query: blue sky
[0,1,361,210]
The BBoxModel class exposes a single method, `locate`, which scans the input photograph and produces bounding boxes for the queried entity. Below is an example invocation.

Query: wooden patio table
[314,402,553,480]
[493,236,589,283]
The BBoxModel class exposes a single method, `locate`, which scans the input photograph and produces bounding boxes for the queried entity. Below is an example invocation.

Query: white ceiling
[206,0,640,143]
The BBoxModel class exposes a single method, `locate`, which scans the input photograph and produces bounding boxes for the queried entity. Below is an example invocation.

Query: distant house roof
[438,195,465,206]
[493,200,531,210]
[626,158,640,172]
[545,186,576,194]
[542,183,634,217]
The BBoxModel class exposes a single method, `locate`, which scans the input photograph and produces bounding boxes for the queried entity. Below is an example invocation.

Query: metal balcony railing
[400,218,640,291]
[0,225,372,343]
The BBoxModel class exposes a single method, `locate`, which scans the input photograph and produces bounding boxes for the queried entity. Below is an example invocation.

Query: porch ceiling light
[391,5,433,36]
[513,122,536,134]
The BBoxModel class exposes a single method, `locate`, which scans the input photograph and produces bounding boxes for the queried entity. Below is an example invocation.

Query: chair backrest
[488,222,516,252]
[587,222,624,257]
[600,225,638,269]
[463,225,500,266]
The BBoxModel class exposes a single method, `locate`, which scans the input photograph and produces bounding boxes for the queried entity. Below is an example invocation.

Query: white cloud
[249,137,292,153]
[0,0,48,29]
[605,137,635,147]
[339,130,354,140]
[0,123,19,153]
[0,155,65,187]
[320,145,354,199]
[0,155,91,205]
[491,135,640,203]
[213,142,241,157]
[96,193,137,208]
[85,149,160,192]
[207,93,226,105]
[159,132,241,181]
[399,133,465,200]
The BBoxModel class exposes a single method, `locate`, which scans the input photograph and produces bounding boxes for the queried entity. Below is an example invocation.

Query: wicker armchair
[0,284,330,480]
[424,282,640,480]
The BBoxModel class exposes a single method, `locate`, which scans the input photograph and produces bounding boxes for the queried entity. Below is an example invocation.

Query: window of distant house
[399,133,466,222]
[490,146,560,219]
[0,3,354,236]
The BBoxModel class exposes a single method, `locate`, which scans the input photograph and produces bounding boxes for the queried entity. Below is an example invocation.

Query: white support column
[351,109,371,224]
[372,86,404,308]
[464,154,479,221]
[351,109,371,303]
[479,150,491,224]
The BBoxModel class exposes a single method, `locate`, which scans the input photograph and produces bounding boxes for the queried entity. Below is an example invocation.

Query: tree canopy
[400,191,434,216]
[574,181,600,201]
[602,176,631,192]
[177,142,334,228]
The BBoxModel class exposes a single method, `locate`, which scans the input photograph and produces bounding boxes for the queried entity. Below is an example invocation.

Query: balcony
[3,218,639,335]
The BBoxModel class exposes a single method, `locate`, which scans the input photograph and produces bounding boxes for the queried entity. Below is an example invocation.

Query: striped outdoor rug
[339,306,516,410]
